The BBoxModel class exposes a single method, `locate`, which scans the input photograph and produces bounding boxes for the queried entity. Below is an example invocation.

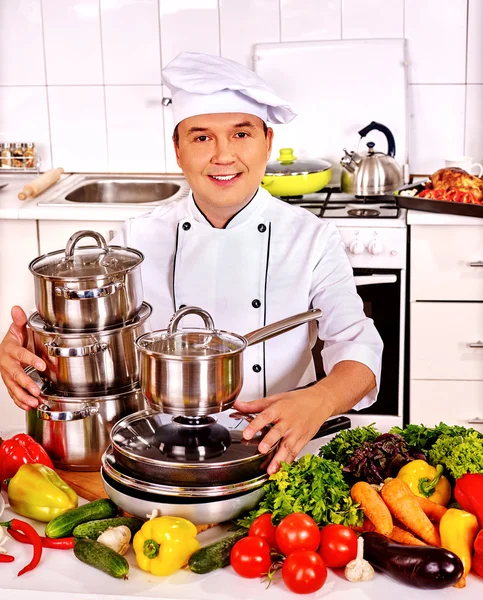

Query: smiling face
[174,113,273,227]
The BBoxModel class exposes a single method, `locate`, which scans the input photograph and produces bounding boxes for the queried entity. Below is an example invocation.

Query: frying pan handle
[311,416,351,440]
[244,308,322,347]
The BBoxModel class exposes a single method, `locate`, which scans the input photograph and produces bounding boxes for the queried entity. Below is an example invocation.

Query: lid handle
[167,306,215,337]
[357,121,396,157]
[277,148,296,165]
[64,230,109,260]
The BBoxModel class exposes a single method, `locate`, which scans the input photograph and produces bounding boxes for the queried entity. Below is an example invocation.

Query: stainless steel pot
[29,230,144,331]
[29,302,152,396]
[25,369,146,471]
[136,306,322,416]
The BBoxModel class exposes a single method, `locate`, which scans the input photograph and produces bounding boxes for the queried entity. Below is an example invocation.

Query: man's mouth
[208,173,242,185]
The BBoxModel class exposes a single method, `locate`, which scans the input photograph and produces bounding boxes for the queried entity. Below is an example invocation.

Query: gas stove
[280,188,407,269]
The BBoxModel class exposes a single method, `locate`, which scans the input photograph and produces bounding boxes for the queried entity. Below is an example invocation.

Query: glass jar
[1,143,12,168]
[23,143,35,169]
[12,143,24,168]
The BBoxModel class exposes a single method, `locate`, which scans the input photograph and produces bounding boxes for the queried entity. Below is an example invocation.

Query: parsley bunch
[390,422,482,454]
[237,454,363,529]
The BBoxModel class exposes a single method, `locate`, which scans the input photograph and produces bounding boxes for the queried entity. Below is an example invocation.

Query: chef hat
[162,52,297,126]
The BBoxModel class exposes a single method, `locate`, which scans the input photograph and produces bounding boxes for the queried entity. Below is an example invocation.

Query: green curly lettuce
[237,454,363,529]
[427,431,483,479]
[390,422,482,454]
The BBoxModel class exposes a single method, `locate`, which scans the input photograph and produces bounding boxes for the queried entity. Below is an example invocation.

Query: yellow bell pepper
[397,460,451,506]
[6,463,78,522]
[440,508,479,588]
[133,516,200,576]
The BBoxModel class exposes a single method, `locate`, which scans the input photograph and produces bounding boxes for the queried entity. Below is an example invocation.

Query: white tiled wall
[0,0,481,175]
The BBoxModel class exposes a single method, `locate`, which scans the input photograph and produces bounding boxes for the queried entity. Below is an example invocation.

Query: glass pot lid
[136,306,246,359]
[265,148,332,176]
[29,230,143,280]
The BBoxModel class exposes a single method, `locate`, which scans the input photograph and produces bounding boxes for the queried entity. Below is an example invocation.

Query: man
[0,53,382,474]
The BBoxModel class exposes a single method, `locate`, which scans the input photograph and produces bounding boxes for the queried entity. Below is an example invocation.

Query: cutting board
[253,39,408,184]
[55,468,108,502]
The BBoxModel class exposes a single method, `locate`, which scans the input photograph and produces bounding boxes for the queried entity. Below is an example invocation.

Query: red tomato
[248,513,278,550]
[318,524,358,568]
[282,549,327,594]
[275,513,321,556]
[230,536,272,578]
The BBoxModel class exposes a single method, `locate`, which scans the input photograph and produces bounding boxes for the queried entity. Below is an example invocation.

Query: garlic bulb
[345,537,374,582]
[97,526,131,556]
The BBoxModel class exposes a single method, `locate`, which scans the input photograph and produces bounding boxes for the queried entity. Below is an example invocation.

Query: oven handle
[354,274,397,286]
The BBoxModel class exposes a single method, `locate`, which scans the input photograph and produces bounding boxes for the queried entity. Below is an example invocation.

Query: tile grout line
[217,0,222,56]
[39,0,54,170]
[278,0,282,42]
[158,0,168,172]
[98,0,110,172]
[463,0,470,153]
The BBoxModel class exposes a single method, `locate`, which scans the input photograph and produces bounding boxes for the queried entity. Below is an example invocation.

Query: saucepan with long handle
[136,306,322,416]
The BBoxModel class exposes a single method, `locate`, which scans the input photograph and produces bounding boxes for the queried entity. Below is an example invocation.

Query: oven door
[312,268,404,423]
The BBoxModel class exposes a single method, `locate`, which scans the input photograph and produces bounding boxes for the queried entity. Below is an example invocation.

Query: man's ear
[266,127,274,159]
[173,137,181,168]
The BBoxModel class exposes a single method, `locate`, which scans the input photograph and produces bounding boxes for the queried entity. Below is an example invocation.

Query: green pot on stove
[261,148,332,197]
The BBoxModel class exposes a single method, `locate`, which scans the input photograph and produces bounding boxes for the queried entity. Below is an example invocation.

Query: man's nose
[211,139,236,164]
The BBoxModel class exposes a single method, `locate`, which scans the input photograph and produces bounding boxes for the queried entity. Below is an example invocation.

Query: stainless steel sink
[37,174,189,207]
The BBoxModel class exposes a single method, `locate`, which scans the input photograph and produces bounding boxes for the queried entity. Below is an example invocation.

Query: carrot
[351,481,393,536]
[414,496,448,523]
[389,526,427,546]
[381,478,441,547]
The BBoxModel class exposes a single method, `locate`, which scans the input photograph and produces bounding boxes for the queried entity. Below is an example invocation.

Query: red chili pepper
[0,555,15,563]
[454,473,483,529]
[473,552,483,579]
[7,528,74,550]
[0,519,42,576]
[0,434,54,483]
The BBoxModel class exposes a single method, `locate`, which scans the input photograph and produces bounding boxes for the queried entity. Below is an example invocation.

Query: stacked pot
[26,230,151,471]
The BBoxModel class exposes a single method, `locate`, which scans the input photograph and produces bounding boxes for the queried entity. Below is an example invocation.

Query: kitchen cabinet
[0,219,38,430]
[409,223,483,430]
[37,220,123,254]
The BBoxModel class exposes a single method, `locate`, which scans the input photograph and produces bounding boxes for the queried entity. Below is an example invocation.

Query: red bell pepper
[0,434,53,484]
[475,530,483,556]
[454,473,483,529]
[473,552,483,579]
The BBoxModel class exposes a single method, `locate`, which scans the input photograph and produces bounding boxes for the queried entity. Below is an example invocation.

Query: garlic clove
[97,526,131,556]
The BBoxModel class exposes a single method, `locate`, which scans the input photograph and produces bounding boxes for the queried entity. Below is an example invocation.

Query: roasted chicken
[428,167,483,203]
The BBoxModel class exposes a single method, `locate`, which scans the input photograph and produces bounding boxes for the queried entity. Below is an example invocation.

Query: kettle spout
[340,148,359,173]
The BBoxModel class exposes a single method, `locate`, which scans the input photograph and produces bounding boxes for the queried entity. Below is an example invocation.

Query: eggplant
[361,532,464,590]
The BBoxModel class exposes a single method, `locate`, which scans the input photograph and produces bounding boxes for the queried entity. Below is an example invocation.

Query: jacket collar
[187,186,273,229]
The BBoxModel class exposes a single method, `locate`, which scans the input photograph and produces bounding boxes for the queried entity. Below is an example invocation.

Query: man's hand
[232,360,376,475]
[0,306,46,410]
[232,386,333,475]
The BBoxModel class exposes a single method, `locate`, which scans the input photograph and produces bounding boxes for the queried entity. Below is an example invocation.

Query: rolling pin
[18,167,64,200]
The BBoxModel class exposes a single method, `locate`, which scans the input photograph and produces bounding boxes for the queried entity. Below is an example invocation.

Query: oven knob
[368,240,384,255]
[348,239,365,255]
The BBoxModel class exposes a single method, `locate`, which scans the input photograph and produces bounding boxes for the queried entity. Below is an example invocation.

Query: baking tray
[395,182,483,219]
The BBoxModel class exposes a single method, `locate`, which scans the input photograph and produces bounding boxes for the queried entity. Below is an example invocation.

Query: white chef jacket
[113,186,382,422]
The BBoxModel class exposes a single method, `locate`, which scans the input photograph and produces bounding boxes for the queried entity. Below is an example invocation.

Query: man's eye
[235,132,248,138]
[195,135,209,142]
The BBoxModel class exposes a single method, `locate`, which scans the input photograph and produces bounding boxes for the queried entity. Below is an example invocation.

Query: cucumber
[73,517,144,540]
[188,528,248,574]
[74,538,129,579]
[45,499,118,539]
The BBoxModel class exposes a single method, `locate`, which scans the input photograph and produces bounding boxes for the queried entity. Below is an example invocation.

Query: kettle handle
[358,121,396,157]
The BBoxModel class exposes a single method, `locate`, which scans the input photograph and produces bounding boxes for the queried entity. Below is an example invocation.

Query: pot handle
[37,403,99,422]
[54,280,123,300]
[44,341,109,357]
[167,306,215,336]
[244,308,322,347]
[64,230,108,260]
[358,121,396,157]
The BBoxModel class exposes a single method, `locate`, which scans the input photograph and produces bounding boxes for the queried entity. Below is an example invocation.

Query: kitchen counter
[407,209,483,225]
[1,497,482,600]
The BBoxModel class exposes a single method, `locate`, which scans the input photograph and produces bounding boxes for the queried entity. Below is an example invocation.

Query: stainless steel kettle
[340,121,403,196]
